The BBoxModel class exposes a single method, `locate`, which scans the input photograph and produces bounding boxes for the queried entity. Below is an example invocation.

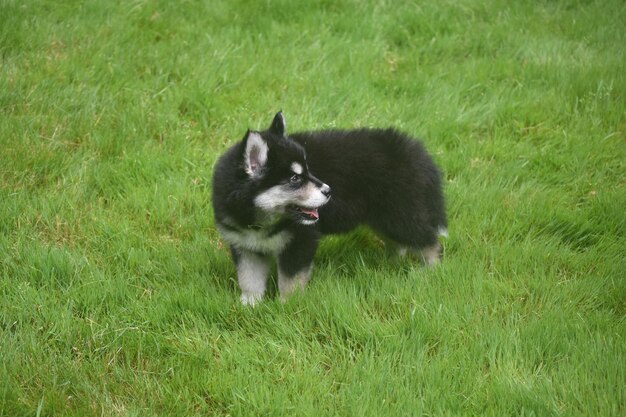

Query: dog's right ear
[243,131,268,177]
[268,111,286,137]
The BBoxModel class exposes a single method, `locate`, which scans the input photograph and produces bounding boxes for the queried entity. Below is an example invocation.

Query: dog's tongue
[301,207,319,219]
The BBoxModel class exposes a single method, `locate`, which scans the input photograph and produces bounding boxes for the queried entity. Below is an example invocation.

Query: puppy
[212,112,447,305]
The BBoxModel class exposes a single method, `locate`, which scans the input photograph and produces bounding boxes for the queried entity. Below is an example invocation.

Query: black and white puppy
[212,112,447,305]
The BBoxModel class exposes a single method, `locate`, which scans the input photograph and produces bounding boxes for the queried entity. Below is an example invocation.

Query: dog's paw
[240,292,263,307]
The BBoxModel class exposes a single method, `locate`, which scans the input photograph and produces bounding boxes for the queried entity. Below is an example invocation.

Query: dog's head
[242,112,331,225]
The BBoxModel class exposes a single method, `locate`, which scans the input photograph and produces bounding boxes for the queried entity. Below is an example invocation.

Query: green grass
[1,0,624,415]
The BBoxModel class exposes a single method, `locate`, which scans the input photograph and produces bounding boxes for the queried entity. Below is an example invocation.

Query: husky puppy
[212,112,447,305]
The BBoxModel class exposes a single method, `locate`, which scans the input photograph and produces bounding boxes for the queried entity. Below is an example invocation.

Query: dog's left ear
[269,111,286,137]
[243,131,268,178]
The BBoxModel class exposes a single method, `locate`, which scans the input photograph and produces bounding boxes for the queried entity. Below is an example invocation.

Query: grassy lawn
[1,0,624,415]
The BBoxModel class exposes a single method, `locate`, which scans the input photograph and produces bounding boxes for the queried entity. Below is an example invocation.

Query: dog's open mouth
[288,205,319,222]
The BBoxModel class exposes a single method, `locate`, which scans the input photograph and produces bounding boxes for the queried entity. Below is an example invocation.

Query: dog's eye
[290,174,302,184]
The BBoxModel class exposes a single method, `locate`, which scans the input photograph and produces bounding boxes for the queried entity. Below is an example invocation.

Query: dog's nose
[321,184,331,197]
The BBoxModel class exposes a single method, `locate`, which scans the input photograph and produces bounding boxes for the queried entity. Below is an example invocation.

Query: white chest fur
[217,225,292,255]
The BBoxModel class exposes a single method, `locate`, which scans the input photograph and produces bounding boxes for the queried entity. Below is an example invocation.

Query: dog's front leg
[278,264,313,302]
[277,233,319,302]
[233,248,270,306]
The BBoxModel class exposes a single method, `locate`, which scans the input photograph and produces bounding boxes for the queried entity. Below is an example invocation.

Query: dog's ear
[269,111,286,137]
[243,131,268,177]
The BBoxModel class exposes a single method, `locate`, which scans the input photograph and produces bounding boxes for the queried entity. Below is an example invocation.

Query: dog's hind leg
[417,241,442,266]
[384,238,441,265]
[381,237,410,258]
[233,248,270,306]
[417,226,447,266]
[374,221,446,266]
